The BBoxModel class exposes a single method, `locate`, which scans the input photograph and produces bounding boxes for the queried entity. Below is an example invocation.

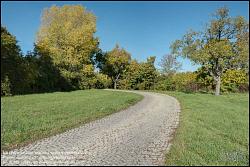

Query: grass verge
[1,89,143,151]
[156,91,249,166]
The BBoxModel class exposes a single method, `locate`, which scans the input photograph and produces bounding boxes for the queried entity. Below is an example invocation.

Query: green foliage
[195,67,249,93]
[1,27,21,78]
[78,64,96,89]
[172,72,199,93]
[119,60,141,89]
[1,21,115,96]
[32,46,70,92]
[98,44,131,89]
[195,66,215,92]
[155,68,249,93]
[138,56,158,90]
[154,75,175,91]
[119,57,158,90]
[95,73,112,89]
[221,69,248,93]
[1,76,12,96]
[155,72,198,92]
[171,7,249,95]
[1,26,30,95]
[1,7,248,96]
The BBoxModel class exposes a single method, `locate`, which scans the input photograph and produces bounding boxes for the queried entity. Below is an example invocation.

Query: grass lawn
[1,89,143,151]
[157,91,249,166]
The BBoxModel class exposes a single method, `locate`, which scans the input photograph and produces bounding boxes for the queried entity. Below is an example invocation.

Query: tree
[120,60,141,89]
[36,5,99,89]
[120,56,158,90]
[139,56,158,90]
[31,44,73,92]
[1,26,27,95]
[171,7,249,95]
[195,66,214,92]
[100,44,131,89]
[159,54,181,76]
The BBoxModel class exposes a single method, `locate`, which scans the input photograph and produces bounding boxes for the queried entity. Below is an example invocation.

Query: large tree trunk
[215,75,221,96]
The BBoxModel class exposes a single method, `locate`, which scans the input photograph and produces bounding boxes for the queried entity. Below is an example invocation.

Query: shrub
[172,72,197,91]
[1,76,12,96]
[221,69,248,92]
[155,69,248,93]
[238,83,249,92]
[195,67,214,92]
[155,77,175,91]
[137,82,146,90]
[78,77,97,90]
[118,79,132,90]
[95,73,112,89]
[183,81,200,93]
[78,65,97,89]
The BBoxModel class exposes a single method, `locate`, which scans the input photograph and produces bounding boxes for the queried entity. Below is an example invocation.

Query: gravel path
[1,90,180,166]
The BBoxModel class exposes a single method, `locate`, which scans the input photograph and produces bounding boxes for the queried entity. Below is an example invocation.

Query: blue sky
[1,1,249,72]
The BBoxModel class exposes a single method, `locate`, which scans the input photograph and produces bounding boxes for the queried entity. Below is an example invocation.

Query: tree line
[1,5,249,96]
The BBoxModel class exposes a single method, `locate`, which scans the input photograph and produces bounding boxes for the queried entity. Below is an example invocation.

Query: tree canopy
[171,7,249,95]
[1,26,27,95]
[1,6,248,96]
[99,44,131,89]
[36,5,99,89]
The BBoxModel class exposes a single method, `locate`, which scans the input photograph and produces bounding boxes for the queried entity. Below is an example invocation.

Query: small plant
[1,75,12,96]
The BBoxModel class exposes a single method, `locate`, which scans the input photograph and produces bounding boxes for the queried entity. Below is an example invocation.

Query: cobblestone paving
[1,90,180,166]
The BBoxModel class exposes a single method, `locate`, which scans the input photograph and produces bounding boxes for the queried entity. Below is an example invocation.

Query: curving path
[1,90,180,166]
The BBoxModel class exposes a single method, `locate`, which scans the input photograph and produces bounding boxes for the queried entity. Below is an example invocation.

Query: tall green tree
[1,26,27,95]
[100,44,131,89]
[139,56,158,90]
[120,60,141,89]
[171,7,249,95]
[120,56,158,90]
[36,5,99,89]
[1,26,20,82]
[31,44,72,92]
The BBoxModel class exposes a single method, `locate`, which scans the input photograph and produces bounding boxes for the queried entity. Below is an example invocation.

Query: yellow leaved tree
[36,5,99,89]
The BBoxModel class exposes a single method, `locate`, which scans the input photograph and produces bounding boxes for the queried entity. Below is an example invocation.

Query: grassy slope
[158,91,249,166]
[1,89,143,151]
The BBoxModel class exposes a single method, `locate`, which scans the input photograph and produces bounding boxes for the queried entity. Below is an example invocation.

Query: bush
[195,68,248,93]
[155,77,175,91]
[155,69,248,93]
[238,83,249,92]
[155,72,198,92]
[172,72,197,91]
[118,79,131,90]
[78,77,96,90]
[221,69,248,93]
[137,82,146,90]
[78,65,97,90]
[183,81,200,93]
[95,73,112,89]
[195,67,214,92]
[1,76,12,96]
